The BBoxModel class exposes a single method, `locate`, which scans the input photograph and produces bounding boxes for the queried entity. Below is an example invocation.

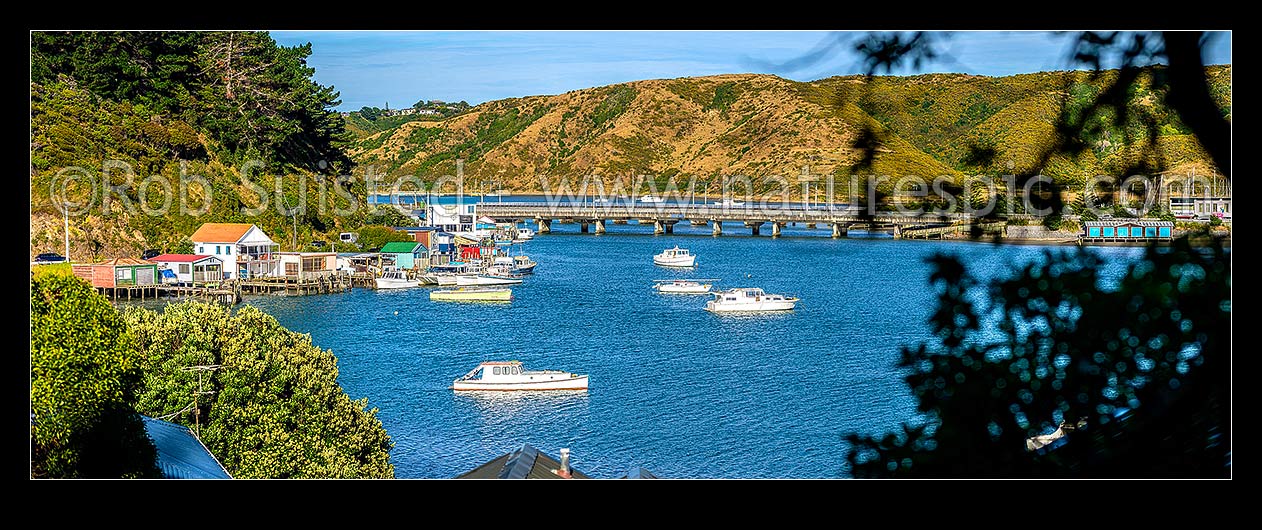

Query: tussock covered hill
[351,66,1230,192]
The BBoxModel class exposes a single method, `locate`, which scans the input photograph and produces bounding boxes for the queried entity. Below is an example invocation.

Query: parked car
[33,252,66,264]
[142,249,161,260]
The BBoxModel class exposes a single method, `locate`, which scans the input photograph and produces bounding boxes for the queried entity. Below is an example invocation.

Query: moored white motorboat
[638,195,665,203]
[712,198,746,207]
[512,255,538,274]
[704,287,798,312]
[652,278,717,294]
[653,246,696,267]
[423,262,470,286]
[514,227,535,241]
[375,266,420,289]
[452,361,589,391]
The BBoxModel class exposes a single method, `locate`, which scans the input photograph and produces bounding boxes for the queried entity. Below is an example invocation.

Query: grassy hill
[351,66,1230,193]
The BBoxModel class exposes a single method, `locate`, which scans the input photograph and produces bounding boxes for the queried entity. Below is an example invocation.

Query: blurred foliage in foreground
[846,235,1230,477]
[30,272,159,478]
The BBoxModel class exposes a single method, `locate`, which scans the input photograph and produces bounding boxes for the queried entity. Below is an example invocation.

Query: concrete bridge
[478,202,981,238]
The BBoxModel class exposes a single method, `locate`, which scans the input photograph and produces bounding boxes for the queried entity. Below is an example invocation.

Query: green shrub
[124,302,395,478]
[31,272,159,478]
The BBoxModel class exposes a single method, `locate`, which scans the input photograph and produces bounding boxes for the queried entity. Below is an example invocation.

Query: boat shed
[379,241,428,270]
[147,254,224,286]
[456,444,591,479]
[141,416,231,479]
[274,252,338,280]
[72,257,159,288]
[1081,219,1175,242]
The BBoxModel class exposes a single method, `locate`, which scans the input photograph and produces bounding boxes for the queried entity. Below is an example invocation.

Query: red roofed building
[190,223,278,279]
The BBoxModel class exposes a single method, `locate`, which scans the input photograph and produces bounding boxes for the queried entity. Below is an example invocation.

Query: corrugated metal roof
[141,416,231,479]
[380,241,422,253]
[620,467,659,479]
[92,257,155,266]
[455,443,591,479]
[148,254,216,263]
[190,223,255,243]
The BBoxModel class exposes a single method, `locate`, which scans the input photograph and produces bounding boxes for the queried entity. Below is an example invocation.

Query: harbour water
[243,222,1145,478]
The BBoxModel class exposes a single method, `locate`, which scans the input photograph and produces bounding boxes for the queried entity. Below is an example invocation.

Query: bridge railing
[478,203,986,223]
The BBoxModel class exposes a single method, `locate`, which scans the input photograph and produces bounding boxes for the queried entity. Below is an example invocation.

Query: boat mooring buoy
[394,310,399,315]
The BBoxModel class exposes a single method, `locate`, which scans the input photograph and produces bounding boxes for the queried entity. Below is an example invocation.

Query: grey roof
[620,467,659,479]
[142,416,231,479]
[456,443,591,479]
[1082,219,1174,227]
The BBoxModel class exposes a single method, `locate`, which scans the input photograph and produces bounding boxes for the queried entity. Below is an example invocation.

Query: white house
[190,223,279,279]
[147,254,225,285]
[426,195,476,233]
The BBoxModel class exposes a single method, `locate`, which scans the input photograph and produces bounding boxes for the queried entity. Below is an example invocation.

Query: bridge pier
[744,221,763,236]
[712,220,722,236]
[537,218,551,234]
[594,219,606,234]
[893,225,901,239]
[831,223,847,238]
[771,222,784,238]
[580,222,589,233]
[654,220,665,235]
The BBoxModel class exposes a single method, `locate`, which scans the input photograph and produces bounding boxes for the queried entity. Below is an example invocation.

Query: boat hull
[430,288,513,302]
[655,283,712,294]
[705,298,798,312]
[431,274,459,286]
[375,277,420,289]
[653,256,697,267]
[453,375,588,391]
[456,275,523,286]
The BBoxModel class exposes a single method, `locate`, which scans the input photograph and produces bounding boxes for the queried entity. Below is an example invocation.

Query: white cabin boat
[712,198,746,207]
[513,255,538,274]
[638,195,665,203]
[652,278,716,294]
[515,228,535,241]
[704,287,798,312]
[653,246,696,267]
[375,266,420,289]
[452,361,589,391]
[423,262,470,286]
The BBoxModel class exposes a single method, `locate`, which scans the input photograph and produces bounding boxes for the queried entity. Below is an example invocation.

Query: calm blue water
[242,222,1145,478]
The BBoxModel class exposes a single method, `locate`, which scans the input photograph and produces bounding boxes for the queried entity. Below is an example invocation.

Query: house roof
[148,254,216,263]
[620,467,660,479]
[456,444,591,479]
[141,416,231,479]
[190,223,255,243]
[92,257,154,267]
[380,241,422,253]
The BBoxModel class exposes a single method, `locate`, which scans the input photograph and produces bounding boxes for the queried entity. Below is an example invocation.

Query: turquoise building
[380,241,428,269]
[1082,219,1174,243]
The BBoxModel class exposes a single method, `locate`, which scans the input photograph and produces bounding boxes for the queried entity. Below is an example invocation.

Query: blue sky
[271,31,1232,111]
